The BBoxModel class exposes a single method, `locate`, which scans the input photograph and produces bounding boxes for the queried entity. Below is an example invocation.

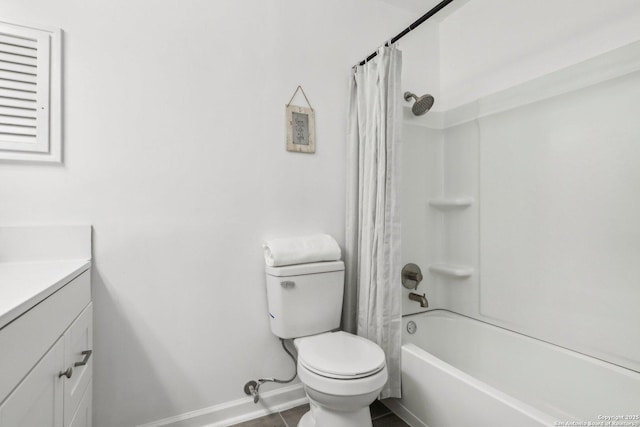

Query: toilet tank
[265,261,345,339]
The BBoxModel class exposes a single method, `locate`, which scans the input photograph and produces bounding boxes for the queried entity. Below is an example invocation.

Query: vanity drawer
[0,269,90,403]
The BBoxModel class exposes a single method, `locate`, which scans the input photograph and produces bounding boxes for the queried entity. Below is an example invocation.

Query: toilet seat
[297,360,388,397]
[295,331,386,379]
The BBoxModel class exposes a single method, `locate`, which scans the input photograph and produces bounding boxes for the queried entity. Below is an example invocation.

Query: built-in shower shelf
[429,264,474,278]
[428,197,474,210]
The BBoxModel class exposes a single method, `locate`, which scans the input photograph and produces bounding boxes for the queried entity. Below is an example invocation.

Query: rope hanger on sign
[286,85,314,111]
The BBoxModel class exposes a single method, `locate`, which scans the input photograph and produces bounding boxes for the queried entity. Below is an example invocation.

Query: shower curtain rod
[355,0,456,67]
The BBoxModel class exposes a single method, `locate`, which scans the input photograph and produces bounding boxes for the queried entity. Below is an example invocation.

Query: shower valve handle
[406,271,422,282]
[402,263,423,289]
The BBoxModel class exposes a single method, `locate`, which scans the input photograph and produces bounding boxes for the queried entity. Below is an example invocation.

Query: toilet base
[297,399,372,427]
[297,411,314,427]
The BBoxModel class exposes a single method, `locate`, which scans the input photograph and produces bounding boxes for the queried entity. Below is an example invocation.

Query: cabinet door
[68,384,91,427]
[64,303,93,427]
[0,337,64,427]
[0,269,91,403]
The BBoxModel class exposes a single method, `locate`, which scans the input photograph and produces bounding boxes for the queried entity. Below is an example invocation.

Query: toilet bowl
[294,331,388,427]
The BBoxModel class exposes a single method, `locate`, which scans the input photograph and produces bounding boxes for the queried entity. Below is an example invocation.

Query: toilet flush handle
[280,281,295,289]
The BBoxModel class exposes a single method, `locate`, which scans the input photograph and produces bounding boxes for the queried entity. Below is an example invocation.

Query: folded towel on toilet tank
[262,234,342,267]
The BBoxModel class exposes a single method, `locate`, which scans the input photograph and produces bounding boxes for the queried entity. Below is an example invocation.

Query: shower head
[404,91,434,116]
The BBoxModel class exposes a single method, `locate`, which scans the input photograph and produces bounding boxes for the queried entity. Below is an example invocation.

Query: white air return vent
[0,20,61,163]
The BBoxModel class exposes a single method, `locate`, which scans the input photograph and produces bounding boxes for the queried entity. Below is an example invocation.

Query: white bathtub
[384,310,640,427]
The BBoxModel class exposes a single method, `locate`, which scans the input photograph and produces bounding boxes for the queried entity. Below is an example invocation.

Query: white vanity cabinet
[0,268,92,427]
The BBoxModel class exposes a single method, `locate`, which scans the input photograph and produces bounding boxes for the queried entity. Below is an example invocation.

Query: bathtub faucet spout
[409,292,429,308]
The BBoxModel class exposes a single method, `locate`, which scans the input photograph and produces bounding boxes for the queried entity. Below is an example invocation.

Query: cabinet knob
[58,367,73,379]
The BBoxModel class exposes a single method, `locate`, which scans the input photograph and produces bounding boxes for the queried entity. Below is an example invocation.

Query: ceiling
[375,0,445,14]
[375,0,469,20]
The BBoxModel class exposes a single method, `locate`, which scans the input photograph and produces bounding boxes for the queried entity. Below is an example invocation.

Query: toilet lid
[296,331,386,379]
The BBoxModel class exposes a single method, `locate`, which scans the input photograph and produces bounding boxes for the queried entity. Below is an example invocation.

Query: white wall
[0,1,414,426]
[440,0,640,109]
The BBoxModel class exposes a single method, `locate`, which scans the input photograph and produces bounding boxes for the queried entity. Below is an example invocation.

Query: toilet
[265,261,388,427]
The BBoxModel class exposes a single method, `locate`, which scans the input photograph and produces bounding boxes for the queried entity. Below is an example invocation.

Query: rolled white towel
[263,234,341,267]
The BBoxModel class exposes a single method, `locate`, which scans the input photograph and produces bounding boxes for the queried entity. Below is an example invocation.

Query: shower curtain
[344,45,402,399]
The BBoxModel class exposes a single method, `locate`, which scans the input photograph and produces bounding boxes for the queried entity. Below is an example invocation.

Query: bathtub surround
[391,2,640,425]
[346,45,403,399]
[413,41,640,373]
[392,7,640,426]
[0,1,416,426]
[400,0,640,368]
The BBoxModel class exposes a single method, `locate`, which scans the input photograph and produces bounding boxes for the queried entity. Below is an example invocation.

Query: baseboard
[137,383,308,427]
[382,398,428,427]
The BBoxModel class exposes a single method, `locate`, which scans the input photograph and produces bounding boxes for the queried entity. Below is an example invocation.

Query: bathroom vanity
[0,226,92,427]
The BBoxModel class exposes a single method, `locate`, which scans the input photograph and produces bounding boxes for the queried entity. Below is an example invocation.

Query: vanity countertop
[0,259,91,330]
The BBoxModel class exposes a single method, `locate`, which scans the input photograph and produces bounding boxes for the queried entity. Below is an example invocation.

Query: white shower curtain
[344,45,402,399]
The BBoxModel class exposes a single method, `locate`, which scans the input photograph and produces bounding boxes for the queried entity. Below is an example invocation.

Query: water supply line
[243,338,297,403]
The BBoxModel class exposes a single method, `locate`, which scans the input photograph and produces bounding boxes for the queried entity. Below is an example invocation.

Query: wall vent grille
[0,20,61,162]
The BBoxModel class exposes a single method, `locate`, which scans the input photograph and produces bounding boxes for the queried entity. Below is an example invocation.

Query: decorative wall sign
[286,86,315,153]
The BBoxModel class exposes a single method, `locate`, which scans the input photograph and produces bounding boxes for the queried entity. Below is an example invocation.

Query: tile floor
[230,400,409,427]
